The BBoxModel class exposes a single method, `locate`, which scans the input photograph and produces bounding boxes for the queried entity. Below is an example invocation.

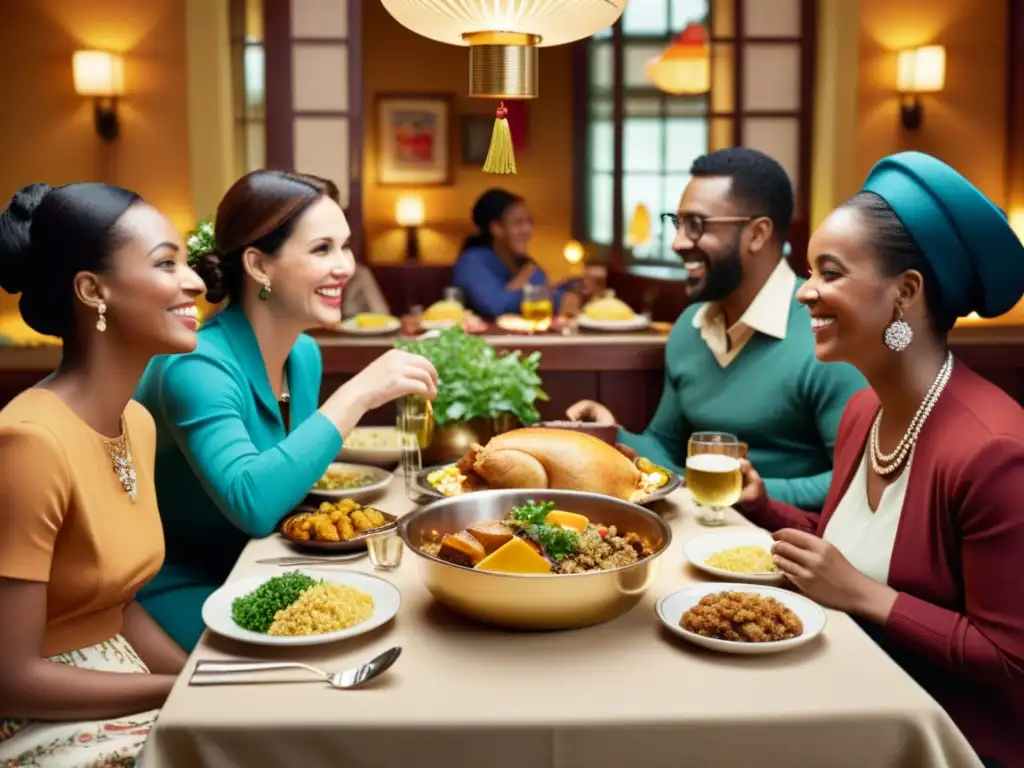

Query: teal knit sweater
[619,293,866,510]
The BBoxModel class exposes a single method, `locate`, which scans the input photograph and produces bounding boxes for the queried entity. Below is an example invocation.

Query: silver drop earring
[884,306,913,352]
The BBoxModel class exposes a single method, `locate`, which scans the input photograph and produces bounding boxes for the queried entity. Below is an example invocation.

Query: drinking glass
[366,531,404,570]
[442,286,464,306]
[397,395,434,499]
[686,432,743,526]
[521,283,553,328]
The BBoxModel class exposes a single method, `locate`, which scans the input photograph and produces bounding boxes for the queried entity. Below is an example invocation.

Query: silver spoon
[255,552,367,566]
[191,646,401,689]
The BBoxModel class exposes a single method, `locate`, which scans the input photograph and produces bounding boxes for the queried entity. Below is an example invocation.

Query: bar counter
[0,325,1021,433]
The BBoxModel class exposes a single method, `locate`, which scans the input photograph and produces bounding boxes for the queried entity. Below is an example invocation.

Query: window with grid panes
[230,0,266,176]
[583,0,814,270]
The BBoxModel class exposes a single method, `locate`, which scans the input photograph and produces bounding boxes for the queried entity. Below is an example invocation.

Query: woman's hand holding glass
[321,349,438,438]
[736,458,767,509]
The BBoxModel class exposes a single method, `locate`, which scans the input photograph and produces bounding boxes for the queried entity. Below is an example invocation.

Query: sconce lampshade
[379,0,625,99]
[646,24,710,95]
[627,203,653,247]
[896,45,945,93]
[563,239,585,265]
[73,51,125,98]
[395,194,425,227]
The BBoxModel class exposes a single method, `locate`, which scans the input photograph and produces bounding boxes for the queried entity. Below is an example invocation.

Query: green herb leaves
[231,571,318,633]
[186,218,216,267]
[511,499,556,524]
[396,327,547,427]
[512,500,578,560]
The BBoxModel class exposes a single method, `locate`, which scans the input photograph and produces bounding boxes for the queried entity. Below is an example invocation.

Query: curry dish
[681,591,803,642]
[283,499,389,542]
[419,499,654,575]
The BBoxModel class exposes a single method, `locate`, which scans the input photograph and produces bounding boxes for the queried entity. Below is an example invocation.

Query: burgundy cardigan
[744,363,1024,767]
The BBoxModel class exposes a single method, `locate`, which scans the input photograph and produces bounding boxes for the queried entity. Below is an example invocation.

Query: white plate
[337,427,402,467]
[683,529,784,584]
[577,314,651,332]
[308,462,392,503]
[202,569,401,647]
[338,315,400,335]
[656,583,826,655]
[420,318,459,330]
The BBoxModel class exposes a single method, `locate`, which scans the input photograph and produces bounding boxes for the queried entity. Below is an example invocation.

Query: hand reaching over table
[771,529,898,624]
[566,400,616,425]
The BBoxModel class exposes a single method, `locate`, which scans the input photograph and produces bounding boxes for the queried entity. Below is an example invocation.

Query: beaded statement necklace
[102,418,137,502]
[869,352,953,477]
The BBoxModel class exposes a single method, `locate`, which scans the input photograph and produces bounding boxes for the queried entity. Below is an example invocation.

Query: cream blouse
[822,448,914,585]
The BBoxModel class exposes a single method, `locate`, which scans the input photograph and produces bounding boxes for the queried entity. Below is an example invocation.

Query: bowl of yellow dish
[339,313,400,335]
[578,294,650,332]
[421,299,465,329]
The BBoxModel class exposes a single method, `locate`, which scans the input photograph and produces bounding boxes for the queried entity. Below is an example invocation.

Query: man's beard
[684,239,743,303]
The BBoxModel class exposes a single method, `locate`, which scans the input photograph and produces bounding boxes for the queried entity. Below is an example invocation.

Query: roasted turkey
[456,427,642,500]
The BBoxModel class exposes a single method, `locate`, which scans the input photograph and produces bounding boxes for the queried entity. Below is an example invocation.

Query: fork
[191,646,401,689]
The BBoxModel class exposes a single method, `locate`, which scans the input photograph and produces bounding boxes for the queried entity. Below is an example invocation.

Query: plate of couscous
[683,529,785,584]
[202,569,402,646]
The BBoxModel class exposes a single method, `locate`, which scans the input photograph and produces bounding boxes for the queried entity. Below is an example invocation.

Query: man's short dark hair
[689,148,794,242]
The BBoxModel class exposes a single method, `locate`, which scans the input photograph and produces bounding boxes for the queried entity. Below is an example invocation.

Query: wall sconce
[395,194,425,261]
[896,45,945,130]
[563,239,585,276]
[73,50,125,141]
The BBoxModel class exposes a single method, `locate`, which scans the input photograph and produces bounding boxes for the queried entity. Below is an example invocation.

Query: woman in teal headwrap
[738,152,1024,767]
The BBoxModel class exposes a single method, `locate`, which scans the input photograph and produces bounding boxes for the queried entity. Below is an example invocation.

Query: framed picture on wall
[460,114,494,166]
[376,94,453,186]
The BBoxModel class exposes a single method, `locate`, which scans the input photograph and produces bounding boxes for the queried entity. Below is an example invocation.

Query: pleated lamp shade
[379,0,627,98]
[646,23,710,95]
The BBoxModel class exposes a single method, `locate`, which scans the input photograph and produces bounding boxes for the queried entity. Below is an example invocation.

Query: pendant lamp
[646,23,710,95]
[380,0,628,174]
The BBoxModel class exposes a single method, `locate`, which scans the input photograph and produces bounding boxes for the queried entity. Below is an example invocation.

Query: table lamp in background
[563,239,585,277]
[396,194,425,261]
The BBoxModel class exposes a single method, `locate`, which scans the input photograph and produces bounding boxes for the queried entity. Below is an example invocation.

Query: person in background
[135,171,437,651]
[0,183,203,766]
[452,188,582,319]
[737,152,1024,768]
[569,148,866,511]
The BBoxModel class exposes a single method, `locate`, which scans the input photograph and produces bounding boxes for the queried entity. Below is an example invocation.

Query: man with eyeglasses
[568,147,865,510]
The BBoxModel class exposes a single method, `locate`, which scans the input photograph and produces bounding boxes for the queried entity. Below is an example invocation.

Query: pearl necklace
[870,352,953,477]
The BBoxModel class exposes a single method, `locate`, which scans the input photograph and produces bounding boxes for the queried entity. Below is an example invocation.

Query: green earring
[258,283,272,301]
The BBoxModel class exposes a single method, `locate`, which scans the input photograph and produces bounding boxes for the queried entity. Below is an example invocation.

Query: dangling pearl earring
[884,305,913,351]
[96,301,107,333]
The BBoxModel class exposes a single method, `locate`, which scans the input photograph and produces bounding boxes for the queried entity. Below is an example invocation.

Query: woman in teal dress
[135,171,437,650]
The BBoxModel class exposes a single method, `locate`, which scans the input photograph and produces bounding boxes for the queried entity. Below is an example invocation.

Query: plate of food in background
[683,529,784,584]
[309,462,392,504]
[413,427,681,506]
[202,568,401,646]
[337,426,402,467]
[280,498,398,552]
[656,583,826,655]
[420,298,464,330]
[338,313,401,335]
[577,293,651,332]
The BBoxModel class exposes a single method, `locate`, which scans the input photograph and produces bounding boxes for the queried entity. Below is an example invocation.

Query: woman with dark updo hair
[452,188,582,319]
[0,183,204,766]
[134,170,437,651]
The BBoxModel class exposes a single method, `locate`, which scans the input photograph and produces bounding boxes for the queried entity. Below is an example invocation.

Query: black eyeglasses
[660,212,757,241]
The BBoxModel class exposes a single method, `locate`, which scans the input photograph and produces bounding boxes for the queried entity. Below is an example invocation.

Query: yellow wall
[0,0,193,342]
[361,1,575,280]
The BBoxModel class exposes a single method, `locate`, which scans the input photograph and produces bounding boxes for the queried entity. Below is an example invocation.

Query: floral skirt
[0,634,159,768]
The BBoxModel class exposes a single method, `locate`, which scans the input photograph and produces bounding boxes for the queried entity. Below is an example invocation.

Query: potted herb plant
[396,327,547,463]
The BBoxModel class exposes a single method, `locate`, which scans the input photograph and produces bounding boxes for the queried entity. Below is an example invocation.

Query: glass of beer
[397,395,434,498]
[686,432,743,526]
[521,283,554,330]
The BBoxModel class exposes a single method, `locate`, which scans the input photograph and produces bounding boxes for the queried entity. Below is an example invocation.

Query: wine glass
[686,432,743,526]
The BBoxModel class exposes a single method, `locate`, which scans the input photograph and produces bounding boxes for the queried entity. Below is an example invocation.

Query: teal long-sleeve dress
[135,305,342,650]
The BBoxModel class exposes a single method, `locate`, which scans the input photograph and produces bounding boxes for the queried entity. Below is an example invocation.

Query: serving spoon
[191,646,401,689]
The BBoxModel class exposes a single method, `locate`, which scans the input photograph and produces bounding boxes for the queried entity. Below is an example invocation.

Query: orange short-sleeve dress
[0,388,166,768]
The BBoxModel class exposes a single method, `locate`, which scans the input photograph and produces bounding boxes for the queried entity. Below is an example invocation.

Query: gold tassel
[482,102,517,174]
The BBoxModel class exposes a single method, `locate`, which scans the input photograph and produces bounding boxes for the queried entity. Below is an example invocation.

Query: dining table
[139,476,982,768]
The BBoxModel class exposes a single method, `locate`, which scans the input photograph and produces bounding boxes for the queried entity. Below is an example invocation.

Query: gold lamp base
[463,32,540,99]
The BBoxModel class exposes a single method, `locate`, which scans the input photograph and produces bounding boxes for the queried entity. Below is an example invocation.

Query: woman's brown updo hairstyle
[0,182,141,339]
[193,171,341,304]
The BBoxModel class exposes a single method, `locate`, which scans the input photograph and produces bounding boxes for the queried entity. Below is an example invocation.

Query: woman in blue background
[452,188,580,318]
[135,171,437,651]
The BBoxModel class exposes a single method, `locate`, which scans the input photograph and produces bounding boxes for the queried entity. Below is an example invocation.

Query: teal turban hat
[862,151,1024,319]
